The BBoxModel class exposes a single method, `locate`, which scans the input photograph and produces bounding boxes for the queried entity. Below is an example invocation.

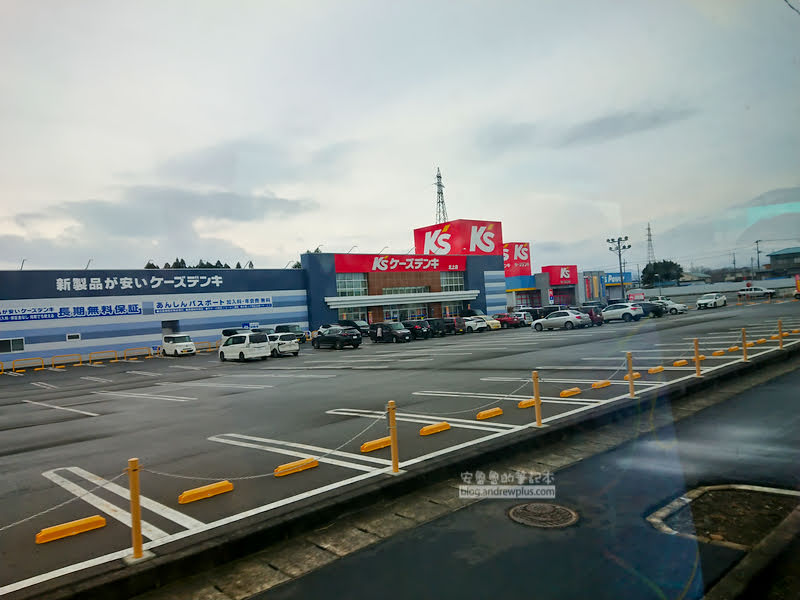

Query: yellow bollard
[694,338,701,377]
[778,320,784,350]
[387,400,399,473]
[742,328,748,362]
[128,458,143,560]
[533,370,542,427]
[626,352,635,398]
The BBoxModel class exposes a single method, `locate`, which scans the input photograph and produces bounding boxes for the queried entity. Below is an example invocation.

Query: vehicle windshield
[250,334,267,343]
[354,321,368,327]
[170,335,191,343]
[280,334,297,341]
[388,323,405,330]
[699,294,716,299]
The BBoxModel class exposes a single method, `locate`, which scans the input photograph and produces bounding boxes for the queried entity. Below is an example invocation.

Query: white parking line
[126,370,161,377]
[31,381,58,390]
[90,391,195,402]
[411,390,597,405]
[220,373,338,379]
[67,467,204,530]
[42,469,168,540]
[479,376,659,387]
[22,399,99,417]
[80,376,112,383]
[155,382,273,390]
[169,365,207,370]
[327,408,513,432]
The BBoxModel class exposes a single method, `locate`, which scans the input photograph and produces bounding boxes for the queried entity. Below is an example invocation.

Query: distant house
[766,247,800,276]
[680,272,712,284]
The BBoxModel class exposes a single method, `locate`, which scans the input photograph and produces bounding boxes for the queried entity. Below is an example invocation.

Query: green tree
[291,261,302,269]
[144,261,159,269]
[235,261,242,269]
[214,260,223,269]
[641,260,684,287]
[162,262,171,269]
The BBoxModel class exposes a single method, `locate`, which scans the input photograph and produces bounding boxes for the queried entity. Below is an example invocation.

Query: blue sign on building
[604,272,633,285]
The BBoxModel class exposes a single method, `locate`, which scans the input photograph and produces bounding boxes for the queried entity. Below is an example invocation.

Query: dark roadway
[0,300,798,597]
[260,357,800,600]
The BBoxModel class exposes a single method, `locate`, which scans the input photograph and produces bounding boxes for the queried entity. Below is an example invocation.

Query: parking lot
[1,300,799,598]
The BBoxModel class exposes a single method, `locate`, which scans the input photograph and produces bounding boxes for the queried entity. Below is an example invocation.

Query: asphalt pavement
[259,352,800,600]
[1,300,799,598]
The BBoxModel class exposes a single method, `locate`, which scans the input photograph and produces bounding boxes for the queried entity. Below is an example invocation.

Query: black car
[369,322,412,343]
[632,302,665,318]
[336,319,370,337]
[312,326,361,349]
[459,308,485,317]
[402,320,431,339]
[443,316,467,334]
[581,300,607,310]
[425,318,448,337]
[275,323,307,343]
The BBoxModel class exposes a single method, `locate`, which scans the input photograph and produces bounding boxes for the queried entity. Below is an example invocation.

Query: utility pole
[755,240,762,270]
[732,252,736,270]
[435,167,448,224]
[607,236,631,301]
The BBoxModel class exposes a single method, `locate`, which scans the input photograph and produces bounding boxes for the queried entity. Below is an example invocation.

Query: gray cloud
[558,107,696,147]
[475,122,537,156]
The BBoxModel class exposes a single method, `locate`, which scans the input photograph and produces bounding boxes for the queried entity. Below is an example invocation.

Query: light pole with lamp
[607,236,631,301]
[347,245,358,253]
[378,246,388,254]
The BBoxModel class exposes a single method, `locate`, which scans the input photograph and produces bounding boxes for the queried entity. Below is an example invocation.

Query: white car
[464,316,488,333]
[661,300,688,315]
[601,303,644,323]
[696,293,727,309]
[511,311,533,326]
[532,310,589,331]
[737,286,776,300]
[219,332,269,361]
[473,315,502,330]
[161,334,196,356]
[267,333,300,357]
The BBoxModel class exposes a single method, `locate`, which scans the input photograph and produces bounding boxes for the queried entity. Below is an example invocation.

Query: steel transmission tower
[646,223,656,265]
[435,167,448,224]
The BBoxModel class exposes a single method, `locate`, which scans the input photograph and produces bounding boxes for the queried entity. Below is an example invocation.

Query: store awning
[324,290,480,309]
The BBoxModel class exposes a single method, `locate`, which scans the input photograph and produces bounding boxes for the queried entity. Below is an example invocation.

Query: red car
[492,313,522,328]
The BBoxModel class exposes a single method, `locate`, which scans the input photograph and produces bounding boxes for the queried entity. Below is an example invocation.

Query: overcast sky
[1,0,799,274]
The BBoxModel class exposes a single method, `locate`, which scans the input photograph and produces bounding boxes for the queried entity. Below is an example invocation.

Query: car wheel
[293,351,299,356]
[260,356,267,360]
[723,299,727,306]
[352,343,360,349]
[312,340,319,349]
[392,336,397,343]
[219,352,226,362]
[272,349,279,357]
[633,315,641,321]
[622,313,632,322]
[335,340,344,350]
[173,350,178,357]
[534,323,543,331]
[238,352,245,361]
[564,321,574,330]
[161,349,167,357]
[670,308,677,315]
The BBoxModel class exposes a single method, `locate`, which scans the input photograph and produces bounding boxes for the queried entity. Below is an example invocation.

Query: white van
[219,332,270,361]
[162,334,196,356]
[267,333,300,357]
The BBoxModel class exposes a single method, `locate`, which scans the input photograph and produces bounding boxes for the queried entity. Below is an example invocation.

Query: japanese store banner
[413,219,504,256]
[541,265,578,285]
[334,254,466,273]
[503,242,531,277]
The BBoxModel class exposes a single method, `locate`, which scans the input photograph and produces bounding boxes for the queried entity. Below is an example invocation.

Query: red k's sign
[503,242,531,277]
[541,265,578,285]
[334,254,466,273]
[413,219,503,256]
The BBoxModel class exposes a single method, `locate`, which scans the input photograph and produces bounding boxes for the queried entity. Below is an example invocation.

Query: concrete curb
[703,505,800,600]
[23,342,800,600]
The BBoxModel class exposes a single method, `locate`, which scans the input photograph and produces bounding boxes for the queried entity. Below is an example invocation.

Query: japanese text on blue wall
[154,297,273,314]
[0,304,143,322]
[55,275,224,292]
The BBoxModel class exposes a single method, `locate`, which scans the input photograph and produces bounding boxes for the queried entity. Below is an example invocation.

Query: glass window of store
[336,272,367,297]
[441,301,463,317]
[337,307,367,321]
[382,286,430,295]
[440,271,465,292]
[399,304,428,320]
[383,305,399,321]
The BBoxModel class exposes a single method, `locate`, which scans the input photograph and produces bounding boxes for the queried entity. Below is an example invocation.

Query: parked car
[474,315,502,330]
[632,302,665,318]
[584,308,603,327]
[460,308,486,317]
[492,313,521,328]
[516,306,564,321]
[312,327,361,349]
[660,300,688,315]
[532,310,588,331]
[219,332,269,361]
[336,319,370,337]
[464,316,488,333]
[602,303,644,323]
[267,332,300,356]
[581,300,607,310]
[311,324,334,339]
[795,291,800,300]
[162,334,196,356]
[696,293,727,309]
[402,320,432,339]
[510,311,533,326]
[443,316,467,335]
[369,322,412,343]
[647,296,672,303]
[426,318,448,337]
[221,328,251,343]
[736,286,775,300]
[251,327,274,335]
[275,323,307,343]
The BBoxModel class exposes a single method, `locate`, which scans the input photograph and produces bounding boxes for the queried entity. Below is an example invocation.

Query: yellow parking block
[420,422,450,436]
[178,481,234,504]
[673,360,688,367]
[274,458,319,477]
[559,387,582,397]
[769,335,779,340]
[517,398,538,408]
[36,515,106,544]
[745,341,754,347]
[647,366,665,374]
[360,436,391,452]
[728,346,740,352]
[591,380,611,389]
[756,338,767,344]
[623,372,641,381]
[692,355,706,362]
[712,350,725,356]
[476,407,503,420]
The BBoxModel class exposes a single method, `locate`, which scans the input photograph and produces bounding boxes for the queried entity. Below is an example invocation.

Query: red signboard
[503,242,531,277]
[541,265,578,286]
[334,254,466,273]
[413,219,503,256]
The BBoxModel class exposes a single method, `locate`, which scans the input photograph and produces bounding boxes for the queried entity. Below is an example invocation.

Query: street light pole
[607,236,631,301]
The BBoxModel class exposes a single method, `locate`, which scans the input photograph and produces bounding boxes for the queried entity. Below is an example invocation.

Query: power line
[784,0,800,17]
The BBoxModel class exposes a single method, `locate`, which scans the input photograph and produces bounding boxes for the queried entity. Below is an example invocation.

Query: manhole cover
[508,503,579,528]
